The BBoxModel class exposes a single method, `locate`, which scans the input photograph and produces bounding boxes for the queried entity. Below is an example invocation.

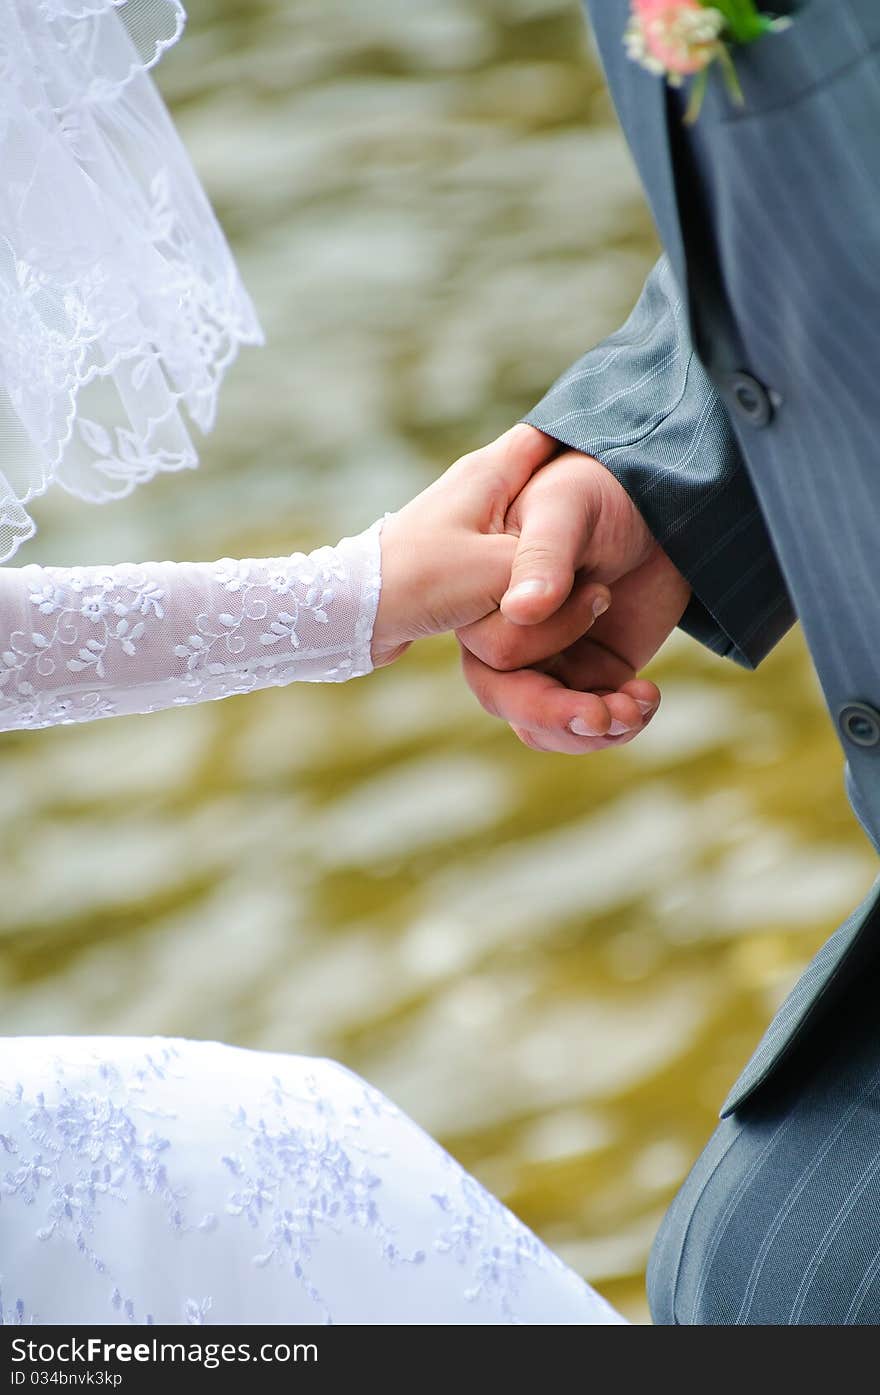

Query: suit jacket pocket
[695,25,880,398]
[712,0,880,121]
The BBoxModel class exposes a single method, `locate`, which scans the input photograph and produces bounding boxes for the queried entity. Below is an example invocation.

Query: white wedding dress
[0,0,625,1326]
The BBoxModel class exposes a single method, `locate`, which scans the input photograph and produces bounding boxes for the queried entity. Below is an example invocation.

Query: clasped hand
[373,424,692,754]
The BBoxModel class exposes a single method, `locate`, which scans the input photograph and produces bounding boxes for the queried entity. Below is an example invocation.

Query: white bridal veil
[0,0,263,562]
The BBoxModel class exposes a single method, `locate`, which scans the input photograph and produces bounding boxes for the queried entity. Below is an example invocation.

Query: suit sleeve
[523,257,795,669]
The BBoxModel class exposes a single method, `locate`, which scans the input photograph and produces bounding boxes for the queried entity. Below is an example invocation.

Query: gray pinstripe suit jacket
[525,0,880,1118]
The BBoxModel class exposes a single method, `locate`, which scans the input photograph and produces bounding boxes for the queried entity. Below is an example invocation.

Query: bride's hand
[371,426,612,668]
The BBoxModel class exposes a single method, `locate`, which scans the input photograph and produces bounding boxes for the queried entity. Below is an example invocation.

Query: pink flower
[625,0,725,82]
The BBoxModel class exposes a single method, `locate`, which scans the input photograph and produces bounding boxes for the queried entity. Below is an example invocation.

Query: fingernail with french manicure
[607,719,632,735]
[635,699,655,715]
[569,718,601,737]
[592,596,610,618]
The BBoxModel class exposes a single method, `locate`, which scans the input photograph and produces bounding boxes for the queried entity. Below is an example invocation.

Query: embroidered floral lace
[0,0,263,563]
[0,520,384,729]
[0,1038,625,1324]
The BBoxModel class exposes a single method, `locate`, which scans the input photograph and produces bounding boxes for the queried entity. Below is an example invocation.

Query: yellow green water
[3,0,875,1323]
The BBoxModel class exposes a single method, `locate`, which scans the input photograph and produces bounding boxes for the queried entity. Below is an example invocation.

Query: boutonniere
[625,0,791,123]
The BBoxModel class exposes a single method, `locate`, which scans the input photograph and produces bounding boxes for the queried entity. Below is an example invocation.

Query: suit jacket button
[727,372,773,427]
[838,702,880,748]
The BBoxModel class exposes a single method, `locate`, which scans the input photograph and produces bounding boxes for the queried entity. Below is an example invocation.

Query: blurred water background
[3,0,877,1323]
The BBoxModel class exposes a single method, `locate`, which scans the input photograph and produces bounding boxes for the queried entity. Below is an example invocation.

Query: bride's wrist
[371,511,417,668]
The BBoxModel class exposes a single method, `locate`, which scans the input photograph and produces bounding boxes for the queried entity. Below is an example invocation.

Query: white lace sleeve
[0,520,384,731]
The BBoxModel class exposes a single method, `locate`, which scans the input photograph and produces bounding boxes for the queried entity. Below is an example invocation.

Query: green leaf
[700,0,775,44]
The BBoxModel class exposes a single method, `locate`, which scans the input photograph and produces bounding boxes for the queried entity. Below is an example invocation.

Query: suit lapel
[628,83,690,310]
[584,1,690,322]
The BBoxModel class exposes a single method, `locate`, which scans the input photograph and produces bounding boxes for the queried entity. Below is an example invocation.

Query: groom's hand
[457,427,692,754]
[371,425,613,668]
